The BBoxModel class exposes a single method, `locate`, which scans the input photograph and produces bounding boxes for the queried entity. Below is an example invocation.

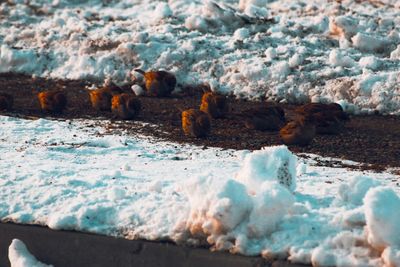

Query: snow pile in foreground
[0,0,400,114]
[1,116,400,266]
[8,239,52,267]
[176,147,400,266]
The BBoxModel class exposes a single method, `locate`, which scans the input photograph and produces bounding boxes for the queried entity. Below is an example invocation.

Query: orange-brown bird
[88,88,112,111]
[243,105,286,131]
[0,93,13,111]
[111,93,141,120]
[312,111,344,135]
[37,90,67,113]
[200,91,228,119]
[295,103,348,134]
[134,69,176,97]
[182,109,211,138]
[296,103,347,119]
[88,87,122,111]
[279,115,316,146]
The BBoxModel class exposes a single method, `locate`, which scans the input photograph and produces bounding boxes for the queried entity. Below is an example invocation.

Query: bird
[312,111,344,135]
[279,115,316,146]
[242,105,286,131]
[295,103,349,120]
[134,69,176,97]
[182,109,211,138]
[0,93,13,111]
[37,90,67,113]
[88,87,122,111]
[111,93,141,120]
[88,88,112,111]
[295,103,348,134]
[199,91,228,119]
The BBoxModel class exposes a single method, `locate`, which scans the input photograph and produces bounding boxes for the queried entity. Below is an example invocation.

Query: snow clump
[338,175,381,206]
[236,145,297,193]
[8,239,53,267]
[364,187,400,250]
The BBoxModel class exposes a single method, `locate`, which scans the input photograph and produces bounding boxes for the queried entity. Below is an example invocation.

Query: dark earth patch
[1,72,399,173]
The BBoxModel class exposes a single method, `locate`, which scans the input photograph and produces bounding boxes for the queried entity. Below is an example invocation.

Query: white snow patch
[8,239,53,267]
[236,145,297,193]
[338,175,381,206]
[364,187,400,250]
[0,0,399,113]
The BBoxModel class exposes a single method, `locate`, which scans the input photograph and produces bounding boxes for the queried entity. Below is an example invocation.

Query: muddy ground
[1,72,399,173]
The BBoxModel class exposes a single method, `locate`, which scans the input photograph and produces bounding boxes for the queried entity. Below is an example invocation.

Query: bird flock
[0,69,349,146]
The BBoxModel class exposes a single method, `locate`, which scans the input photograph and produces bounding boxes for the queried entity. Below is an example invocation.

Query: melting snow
[0,116,399,266]
[0,0,399,114]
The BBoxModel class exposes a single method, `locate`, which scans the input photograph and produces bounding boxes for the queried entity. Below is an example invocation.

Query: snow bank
[1,0,400,114]
[1,116,400,266]
[8,239,52,267]
[180,146,295,253]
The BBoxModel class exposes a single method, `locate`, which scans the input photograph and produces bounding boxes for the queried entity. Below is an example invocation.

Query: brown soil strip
[1,73,399,173]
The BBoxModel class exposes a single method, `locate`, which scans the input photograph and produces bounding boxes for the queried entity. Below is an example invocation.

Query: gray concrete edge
[0,222,307,267]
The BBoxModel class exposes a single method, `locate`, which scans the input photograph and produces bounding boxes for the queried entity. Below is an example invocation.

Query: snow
[329,49,355,68]
[236,146,297,193]
[364,187,400,250]
[8,239,52,267]
[359,56,381,71]
[131,84,145,96]
[1,0,400,265]
[1,115,400,266]
[0,0,400,114]
[338,175,381,206]
[351,33,389,53]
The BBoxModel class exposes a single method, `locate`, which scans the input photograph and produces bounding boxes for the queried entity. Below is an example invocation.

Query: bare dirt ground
[1,72,399,173]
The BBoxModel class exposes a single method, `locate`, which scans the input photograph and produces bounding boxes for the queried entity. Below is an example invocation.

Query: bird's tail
[134,69,146,75]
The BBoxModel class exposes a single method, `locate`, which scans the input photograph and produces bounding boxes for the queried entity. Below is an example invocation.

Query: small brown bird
[296,103,347,117]
[295,103,348,134]
[111,93,141,120]
[88,88,112,111]
[200,92,228,119]
[243,105,286,131]
[134,69,176,97]
[312,112,344,135]
[279,116,316,146]
[182,109,211,138]
[0,93,13,111]
[37,90,67,113]
[88,87,122,111]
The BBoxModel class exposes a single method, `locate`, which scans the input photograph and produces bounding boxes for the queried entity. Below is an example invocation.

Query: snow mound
[338,175,381,206]
[184,175,252,241]
[364,187,400,250]
[236,145,297,193]
[1,0,400,114]
[247,181,294,238]
[8,239,53,267]
[179,148,295,253]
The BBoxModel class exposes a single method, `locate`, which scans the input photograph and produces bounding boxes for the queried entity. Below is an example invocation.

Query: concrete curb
[0,223,307,267]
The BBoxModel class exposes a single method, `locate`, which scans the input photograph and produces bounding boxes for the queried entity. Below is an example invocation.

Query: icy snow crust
[1,0,400,114]
[1,116,400,266]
